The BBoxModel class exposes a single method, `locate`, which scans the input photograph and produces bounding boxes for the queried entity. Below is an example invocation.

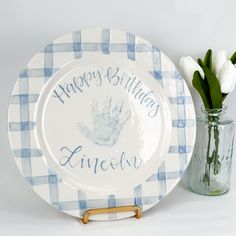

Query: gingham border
[8,29,196,220]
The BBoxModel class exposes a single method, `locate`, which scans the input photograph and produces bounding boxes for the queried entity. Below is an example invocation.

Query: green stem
[213,117,220,175]
[203,115,221,185]
[203,123,212,185]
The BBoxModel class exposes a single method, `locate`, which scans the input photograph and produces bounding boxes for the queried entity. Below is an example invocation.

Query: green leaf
[192,71,211,109]
[204,49,212,70]
[222,93,227,101]
[230,51,236,64]
[210,189,222,195]
[198,59,222,109]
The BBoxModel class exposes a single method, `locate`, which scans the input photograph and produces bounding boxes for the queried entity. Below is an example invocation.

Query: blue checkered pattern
[8,29,196,221]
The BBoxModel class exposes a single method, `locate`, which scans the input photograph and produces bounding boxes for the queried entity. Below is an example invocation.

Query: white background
[1,0,236,235]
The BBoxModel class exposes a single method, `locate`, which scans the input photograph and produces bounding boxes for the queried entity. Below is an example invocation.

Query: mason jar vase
[187,106,234,196]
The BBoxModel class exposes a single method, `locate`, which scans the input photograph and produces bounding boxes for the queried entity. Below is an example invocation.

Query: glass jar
[187,106,234,195]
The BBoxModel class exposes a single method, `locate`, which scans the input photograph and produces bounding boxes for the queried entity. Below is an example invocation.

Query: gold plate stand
[81,205,142,224]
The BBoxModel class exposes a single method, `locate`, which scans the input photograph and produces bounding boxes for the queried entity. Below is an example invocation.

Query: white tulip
[217,60,236,93]
[179,56,204,88]
[212,50,228,75]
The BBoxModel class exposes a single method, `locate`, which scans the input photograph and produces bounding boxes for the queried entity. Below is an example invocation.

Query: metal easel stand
[81,205,142,224]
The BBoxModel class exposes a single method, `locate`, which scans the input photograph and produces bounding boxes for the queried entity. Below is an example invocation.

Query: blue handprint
[78,97,131,146]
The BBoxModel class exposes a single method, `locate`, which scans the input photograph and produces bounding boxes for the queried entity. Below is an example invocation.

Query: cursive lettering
[59,145,143,174]
[53,66,160,118]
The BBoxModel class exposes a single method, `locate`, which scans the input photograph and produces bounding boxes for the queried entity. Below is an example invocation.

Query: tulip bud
[212,50,228,75]
[217,60,236,93]
[179,56,204,88]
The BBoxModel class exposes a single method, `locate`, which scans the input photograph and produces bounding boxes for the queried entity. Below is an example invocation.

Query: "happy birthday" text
[53,66,160,118]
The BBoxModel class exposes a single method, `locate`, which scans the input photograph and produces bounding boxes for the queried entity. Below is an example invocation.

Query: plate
[8,28,196,220]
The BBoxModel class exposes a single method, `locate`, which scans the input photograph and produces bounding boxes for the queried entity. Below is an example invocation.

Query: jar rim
[201,105,227,116]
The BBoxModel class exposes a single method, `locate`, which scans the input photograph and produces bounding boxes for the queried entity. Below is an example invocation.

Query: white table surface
[1,0,236,235]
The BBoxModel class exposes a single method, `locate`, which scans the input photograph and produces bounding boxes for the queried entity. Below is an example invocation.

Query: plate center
[36,57,171,193]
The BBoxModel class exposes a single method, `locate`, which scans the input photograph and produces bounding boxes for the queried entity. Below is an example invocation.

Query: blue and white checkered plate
[8,28,196,221]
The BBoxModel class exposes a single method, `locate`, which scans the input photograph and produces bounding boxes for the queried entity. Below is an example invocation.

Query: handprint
[78,97,131,146]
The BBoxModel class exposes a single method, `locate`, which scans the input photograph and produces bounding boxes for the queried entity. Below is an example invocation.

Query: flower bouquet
[179,50,235,195]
